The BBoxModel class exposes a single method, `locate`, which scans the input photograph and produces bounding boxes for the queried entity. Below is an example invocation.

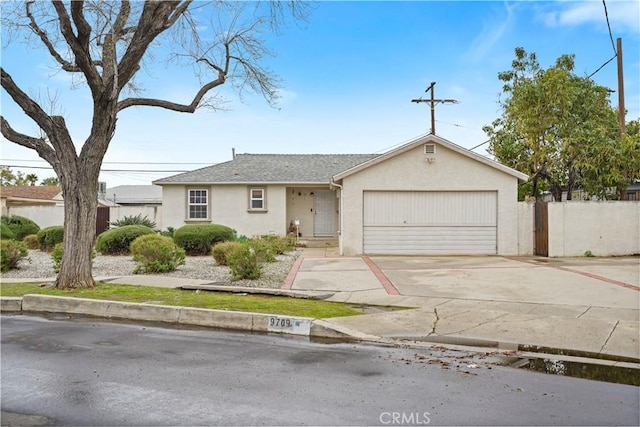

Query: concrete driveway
[286,249,640,358]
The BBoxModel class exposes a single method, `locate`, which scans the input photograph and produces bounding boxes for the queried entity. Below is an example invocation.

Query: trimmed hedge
[131,234,185,273]
[1,215,40,241]
[37,226,64,252]
[96,225,155,255]
[173,224,235,255]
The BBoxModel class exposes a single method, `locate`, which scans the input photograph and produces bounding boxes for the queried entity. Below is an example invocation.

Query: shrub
[212,241,243,266]
[37,226,64,252]
[96,225,155,255]
[22,234,39,249]
[51,243,97,273]
[159,226,175,238]
[0,240,28,272]
[227,244,261,281]
[173,224,235,255]
[51,242,63,273]
[110,214,157,229]
[258,234,296,255]
[1,222,16,240]
[1,215,40,241]
[248,238,277,263]
[130,234,186,274]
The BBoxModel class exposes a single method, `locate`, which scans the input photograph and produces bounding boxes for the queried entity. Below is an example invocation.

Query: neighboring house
[625,182,640,201]
[154,134,528,256]
[101,185,163,206]
[0,185,63,216]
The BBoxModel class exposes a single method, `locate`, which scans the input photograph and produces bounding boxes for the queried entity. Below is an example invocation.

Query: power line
[587,1,618,79]
[1,164,190,173]
[0,158,212,165]
[588,54,617,79]
[602,0,617,55]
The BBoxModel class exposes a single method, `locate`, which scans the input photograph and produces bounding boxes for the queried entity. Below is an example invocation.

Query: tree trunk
[54,162,99,289]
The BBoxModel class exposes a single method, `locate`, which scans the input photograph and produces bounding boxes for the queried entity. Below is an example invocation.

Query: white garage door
[363,191,497,255]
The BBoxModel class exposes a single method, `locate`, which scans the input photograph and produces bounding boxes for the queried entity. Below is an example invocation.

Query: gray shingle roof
[154,154,379,184]
[103,185,162,204]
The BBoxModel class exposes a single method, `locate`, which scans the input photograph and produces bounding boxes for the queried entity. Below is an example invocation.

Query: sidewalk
[286,248,640,360]
[2,248,638,360]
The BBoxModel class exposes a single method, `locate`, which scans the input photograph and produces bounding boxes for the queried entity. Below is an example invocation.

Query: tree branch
[1,116,57,164]
[1,67,55,136]
[51,1,103,93]
[117,76,225,112]
[25,1,79,72]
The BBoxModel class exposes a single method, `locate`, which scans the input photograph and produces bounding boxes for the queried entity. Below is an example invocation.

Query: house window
[188,189,208,219]
[249,188,266,211]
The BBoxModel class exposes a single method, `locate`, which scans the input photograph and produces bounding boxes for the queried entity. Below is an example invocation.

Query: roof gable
[154,154,379,185]
[332,134,529,183]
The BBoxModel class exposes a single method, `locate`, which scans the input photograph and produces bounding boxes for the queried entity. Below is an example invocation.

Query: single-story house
[100,185,163,206]
[154,134,528,256]
[0,185,63,216]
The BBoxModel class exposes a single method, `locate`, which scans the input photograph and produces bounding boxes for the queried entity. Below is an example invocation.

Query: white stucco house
[154,134,528,256]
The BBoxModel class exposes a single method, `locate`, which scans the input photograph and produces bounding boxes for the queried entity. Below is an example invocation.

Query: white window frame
[187,188,209,220]
[248,187,266,211]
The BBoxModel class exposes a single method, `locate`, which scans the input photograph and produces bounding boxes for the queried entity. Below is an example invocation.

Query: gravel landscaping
[2,249,302,289]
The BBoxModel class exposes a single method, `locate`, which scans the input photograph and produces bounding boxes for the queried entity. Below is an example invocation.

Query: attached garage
[363,191,497,254]
[333,134,528,256]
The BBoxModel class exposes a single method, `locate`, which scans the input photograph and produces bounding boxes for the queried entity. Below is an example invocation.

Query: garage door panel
[363,191,497,255]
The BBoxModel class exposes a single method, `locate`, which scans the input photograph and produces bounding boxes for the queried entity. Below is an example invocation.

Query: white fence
[517,201,640,257]
[544,201,639,257]
[5,205,163,232]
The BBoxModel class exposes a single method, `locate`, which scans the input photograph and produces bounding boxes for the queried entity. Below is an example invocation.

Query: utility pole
[411,82,458,135]
[616,38,625,140]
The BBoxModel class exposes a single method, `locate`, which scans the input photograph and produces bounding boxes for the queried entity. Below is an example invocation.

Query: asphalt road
[1,314,638,426]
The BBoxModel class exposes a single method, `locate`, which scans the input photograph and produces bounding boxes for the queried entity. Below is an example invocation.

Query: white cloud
[539,1,639,34]
[465,2,517,61]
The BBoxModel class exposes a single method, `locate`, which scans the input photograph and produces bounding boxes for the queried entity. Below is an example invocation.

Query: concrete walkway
[286,248,640,360]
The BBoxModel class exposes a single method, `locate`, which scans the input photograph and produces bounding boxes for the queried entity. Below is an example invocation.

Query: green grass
[0,282,362,319]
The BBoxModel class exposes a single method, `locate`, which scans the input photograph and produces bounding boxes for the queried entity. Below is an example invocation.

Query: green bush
[1,215,40,241]
[37,226,64,252]
[22,234,39,249]
[257,234,296,255]
[130,234,186,274]
[0,240,28,272]
[159,226,175,238]
[173,224,235,255]
[212,241,243,266]
[227,244,261,281]
[110,214,157,229]
[248,238,276,263]
[51,242,63,273]
[96,225,155,255]
[51,243,97,273]
[1,222,16,240]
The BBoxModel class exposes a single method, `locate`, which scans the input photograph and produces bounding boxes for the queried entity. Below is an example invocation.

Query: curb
[1,295,360,340]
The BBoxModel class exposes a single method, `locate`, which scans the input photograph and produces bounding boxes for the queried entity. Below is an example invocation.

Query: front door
[313,191,335,237]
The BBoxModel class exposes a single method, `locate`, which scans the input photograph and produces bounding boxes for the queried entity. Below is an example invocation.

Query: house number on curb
[268,316,311,335]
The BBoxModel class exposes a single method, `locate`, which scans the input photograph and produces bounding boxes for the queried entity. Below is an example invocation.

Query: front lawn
[0,282,362,319]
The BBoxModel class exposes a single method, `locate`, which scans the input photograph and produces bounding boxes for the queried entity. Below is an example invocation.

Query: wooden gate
[534,202,548,256]
[96,206,110,236]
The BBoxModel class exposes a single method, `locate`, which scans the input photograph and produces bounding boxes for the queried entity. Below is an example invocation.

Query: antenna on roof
[411,82,459,135]
[232,148,236,159]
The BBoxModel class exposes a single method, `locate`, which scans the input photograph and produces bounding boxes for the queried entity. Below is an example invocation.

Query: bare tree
[1,1,309,289]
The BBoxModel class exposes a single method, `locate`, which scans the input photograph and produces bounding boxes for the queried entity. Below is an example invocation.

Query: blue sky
[1,0,639,187]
